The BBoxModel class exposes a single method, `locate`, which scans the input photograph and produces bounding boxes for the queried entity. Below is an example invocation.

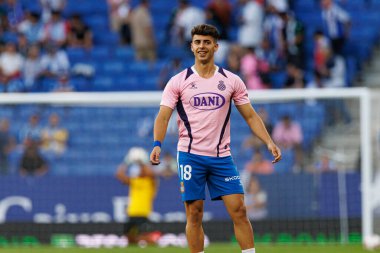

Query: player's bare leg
[222,194,255,250]
[184,200,205,253]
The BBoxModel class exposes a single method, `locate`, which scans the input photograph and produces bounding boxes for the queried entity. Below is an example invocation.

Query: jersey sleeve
[232,76,251,105]
[160,77,180,109]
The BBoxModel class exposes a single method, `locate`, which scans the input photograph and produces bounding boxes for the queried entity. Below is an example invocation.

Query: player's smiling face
[191,35,218,64]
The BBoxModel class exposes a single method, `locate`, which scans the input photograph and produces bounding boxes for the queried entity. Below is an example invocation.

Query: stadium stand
[0,0,377,92]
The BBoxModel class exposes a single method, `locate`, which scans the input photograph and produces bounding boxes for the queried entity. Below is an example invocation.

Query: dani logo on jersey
[189,92,226,110]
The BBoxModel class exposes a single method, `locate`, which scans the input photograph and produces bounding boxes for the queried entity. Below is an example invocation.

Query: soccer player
[150,24,281,253]
[115,147,157,244]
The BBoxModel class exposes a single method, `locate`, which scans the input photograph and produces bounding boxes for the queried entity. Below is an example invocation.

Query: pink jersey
[161,66,250,157]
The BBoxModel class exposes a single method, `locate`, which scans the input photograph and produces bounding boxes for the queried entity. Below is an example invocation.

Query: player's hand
[150,146,161,165]
[268,142,281,163]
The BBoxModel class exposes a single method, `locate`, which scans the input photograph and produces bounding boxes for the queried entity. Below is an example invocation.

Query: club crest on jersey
[218,80,226,91]
[189,82,198,89]
[189,92,226,110]
[180,182,185,193]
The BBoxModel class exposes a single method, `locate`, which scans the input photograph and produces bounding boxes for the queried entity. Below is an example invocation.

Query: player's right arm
[150,105,173,165]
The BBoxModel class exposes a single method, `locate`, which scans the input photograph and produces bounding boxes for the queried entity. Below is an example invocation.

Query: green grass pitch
[1,243,379,253]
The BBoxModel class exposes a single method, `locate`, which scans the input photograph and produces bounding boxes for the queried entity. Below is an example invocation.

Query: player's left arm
[115,163,130,185]
[236,103,282,163]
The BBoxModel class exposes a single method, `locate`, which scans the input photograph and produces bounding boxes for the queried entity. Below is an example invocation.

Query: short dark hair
[191,24,220,41]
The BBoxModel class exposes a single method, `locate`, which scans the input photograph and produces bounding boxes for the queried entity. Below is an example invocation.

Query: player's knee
[230,204,248,221]
[187,206,203,225]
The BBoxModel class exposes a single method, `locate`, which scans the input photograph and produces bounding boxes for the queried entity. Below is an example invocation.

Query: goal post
[0,87,376,246]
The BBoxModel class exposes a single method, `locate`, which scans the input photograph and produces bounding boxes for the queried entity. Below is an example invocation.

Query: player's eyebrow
[193,39,212,43]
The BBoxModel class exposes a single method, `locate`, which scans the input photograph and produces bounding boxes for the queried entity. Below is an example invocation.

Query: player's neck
[193,61,217,79]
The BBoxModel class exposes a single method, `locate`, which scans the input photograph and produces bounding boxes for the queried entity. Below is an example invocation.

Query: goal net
[0,88,376,248]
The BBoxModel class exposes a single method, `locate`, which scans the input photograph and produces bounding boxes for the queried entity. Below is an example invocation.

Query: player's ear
[214,42,219,52]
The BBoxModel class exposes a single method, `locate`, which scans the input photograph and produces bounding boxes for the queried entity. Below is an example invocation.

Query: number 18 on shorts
[177,151,244,202]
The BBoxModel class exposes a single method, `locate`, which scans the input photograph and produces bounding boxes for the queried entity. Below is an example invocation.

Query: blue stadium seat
[66,48,88,62]
[294,1,317,12]
[84,15,109,32]
[140,76,159,90]
[270,71,287,89]
[93,76,114,91]
[71,77,91,91]
[90,46,110,59]
[113,46,135,60]
[100,60,125,74]
[273,149,295,173]
[93,32,119,46]
[127,61,150,72]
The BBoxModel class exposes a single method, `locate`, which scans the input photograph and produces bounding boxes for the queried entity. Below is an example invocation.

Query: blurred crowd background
[1,0,377,93]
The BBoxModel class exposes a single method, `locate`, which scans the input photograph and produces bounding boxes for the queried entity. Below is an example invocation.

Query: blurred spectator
[237,0,264,49]
[272,114,303,170]
[256,37,282,72]
[16,33,29,56]
[17,11,43,44]
[312,37,350,125]
[244,151,274,175]
[284,63,305,88]
[323,54,346,88]
[263,6,285,65]
[0,3,8,33]
[172,0,206,46]
[0,41,24,92]
[41,113,68,158]
[205,8,223,40]
[18,114,42,144]
[266,0,288,13]
[273,115,303,149]
[38,10,68,48]
[244,176,268,220]
[0,118,16,174]
[305,72,324,105]
[40,0,66,23]
[226,44,244,75]
[40,43,70,78]
[240,47,269,90]
[206,0,232,40]
[115,147,157,244]
[107,0,131,45]
[156,152,177,178]
[320,0,350,55]
[306,71,324,89]
[158,57,182,89]
[67,14,93,49]
[130,0,156,61]
[4,0,24,31]
[309,152,337,173]
[51,74,74,92]
[313,30,332,79]
[22,44,42,91]
[19,139,48,177]
[279,11,305,69]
